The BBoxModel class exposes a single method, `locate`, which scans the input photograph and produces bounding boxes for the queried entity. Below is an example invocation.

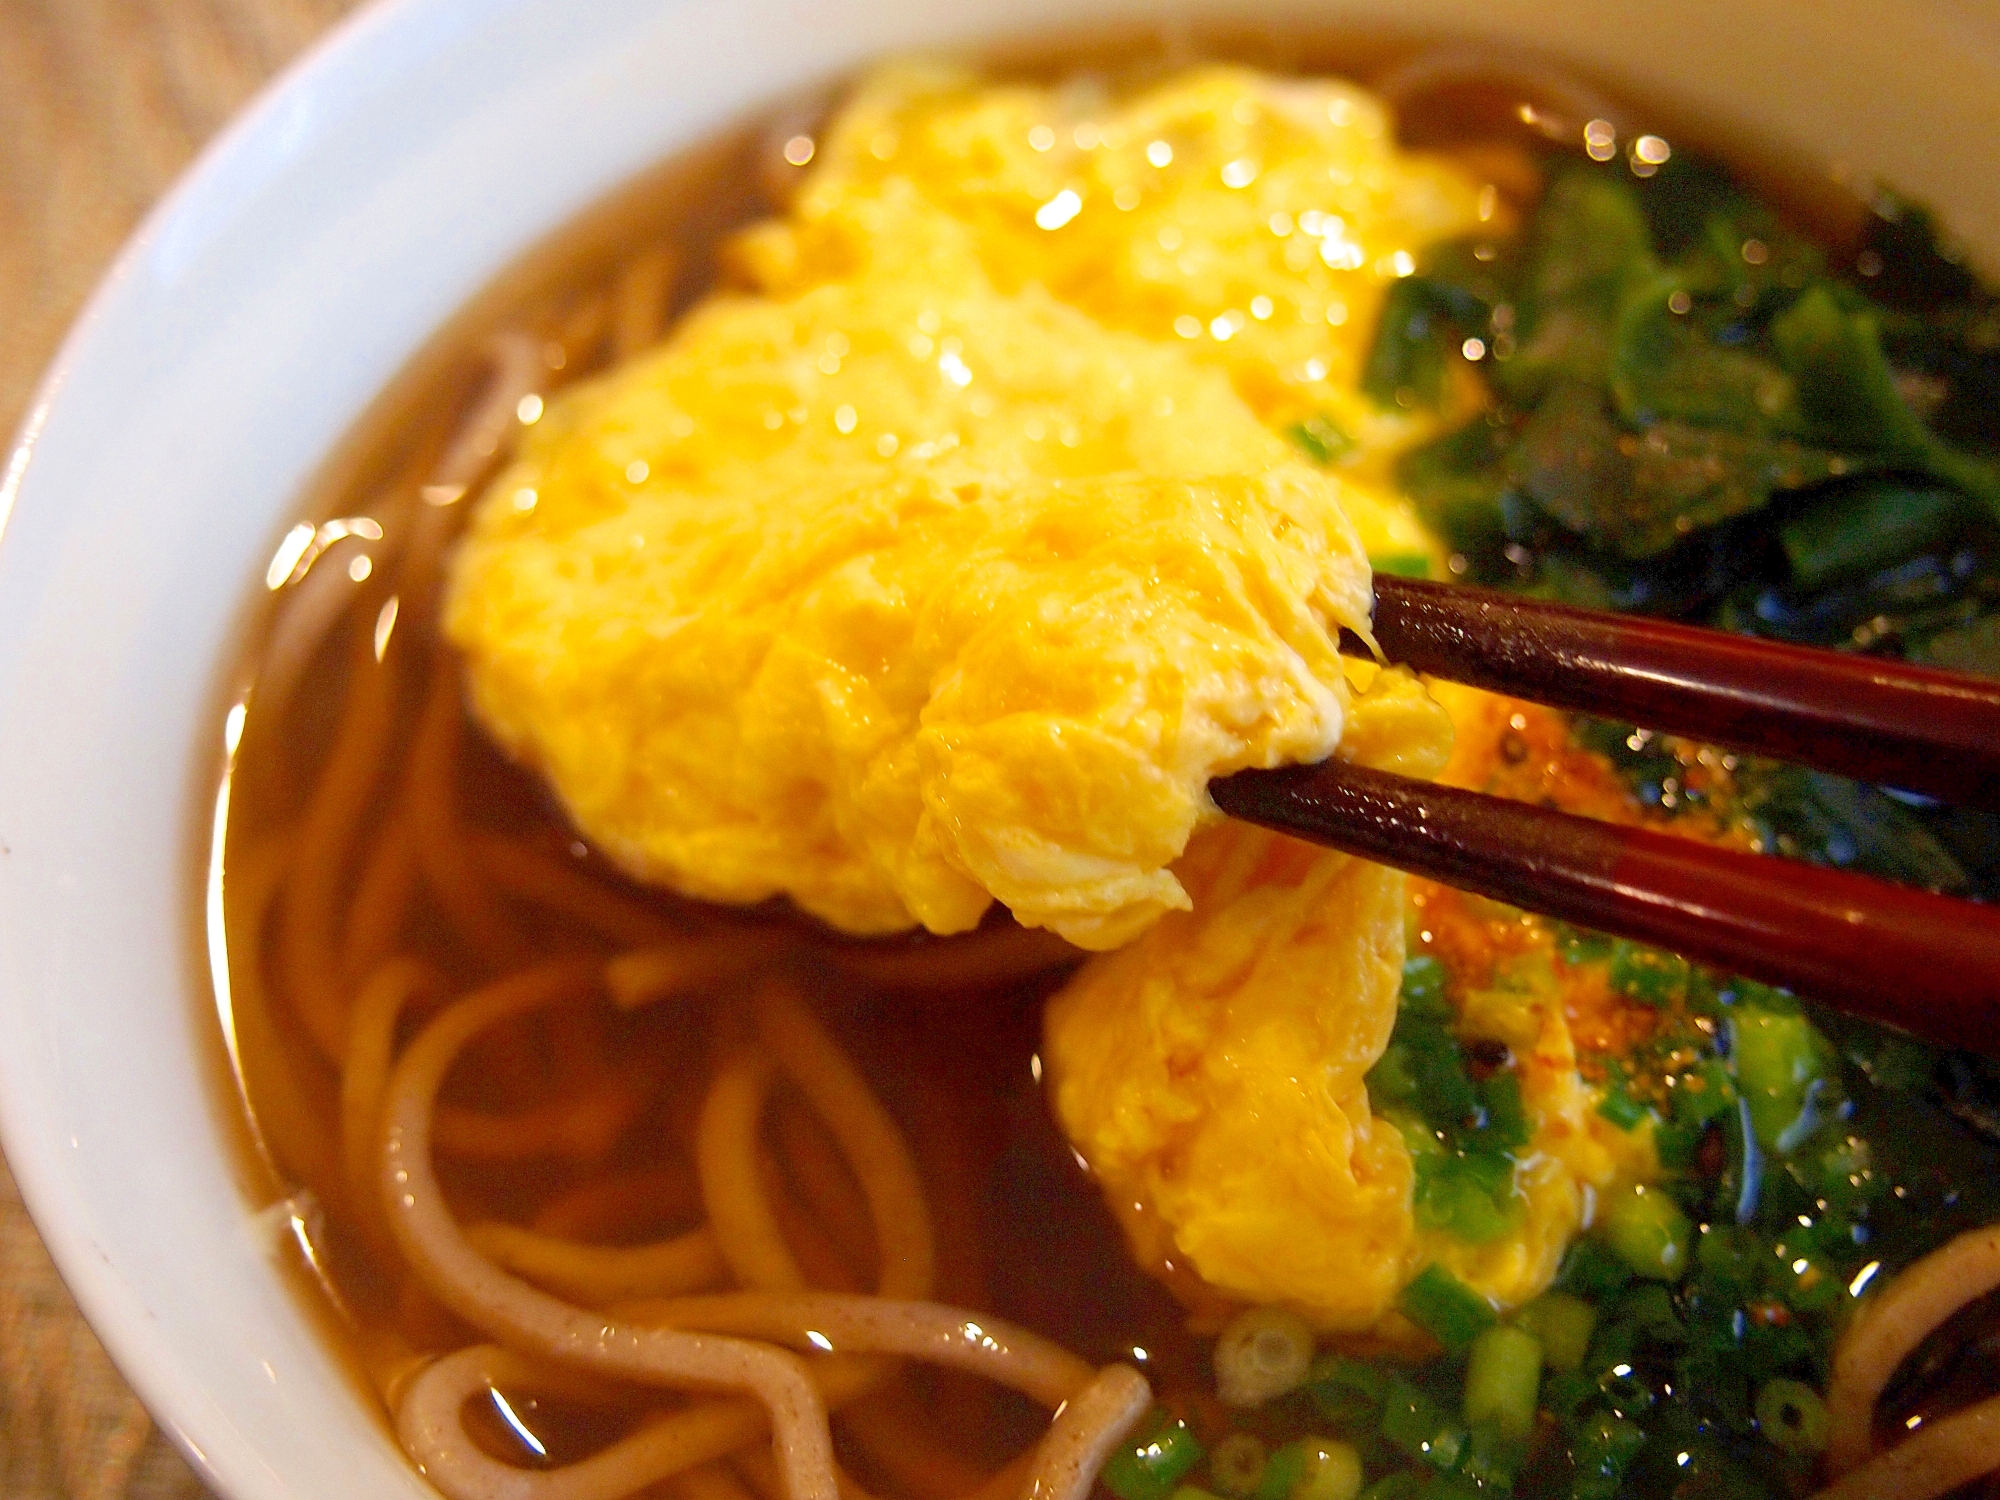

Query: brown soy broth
[204,25,1890,1483]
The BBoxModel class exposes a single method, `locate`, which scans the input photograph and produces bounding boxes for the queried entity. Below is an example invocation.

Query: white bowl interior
[5,1,2000,1497]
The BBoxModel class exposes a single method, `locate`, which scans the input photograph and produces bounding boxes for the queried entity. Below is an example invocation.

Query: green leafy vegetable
[1507,384,1847,558]
[1913,613,2000,677]
[1778,482,1972,589]
[1503,170,1657,400]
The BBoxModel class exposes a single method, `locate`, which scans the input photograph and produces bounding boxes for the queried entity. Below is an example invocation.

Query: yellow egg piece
[741,61,1496,441]
[447,261,1377,947]
[1043,667,1452,1331]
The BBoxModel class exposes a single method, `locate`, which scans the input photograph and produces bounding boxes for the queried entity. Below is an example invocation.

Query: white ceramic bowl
[5,1,2000,1497]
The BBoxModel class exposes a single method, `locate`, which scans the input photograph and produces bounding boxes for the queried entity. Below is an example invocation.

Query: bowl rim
[8,1,2000,1496]
[0,5,423,1491]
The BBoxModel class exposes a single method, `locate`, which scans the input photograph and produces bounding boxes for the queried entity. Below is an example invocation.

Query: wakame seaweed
[1375,141,2000,902]
[1384,150,2000,567]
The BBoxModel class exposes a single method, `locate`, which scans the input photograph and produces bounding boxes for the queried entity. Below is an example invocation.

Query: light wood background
[0,6,364,1494]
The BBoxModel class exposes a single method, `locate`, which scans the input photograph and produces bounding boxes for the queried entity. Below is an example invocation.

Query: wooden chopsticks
[1359,575,2000,811]
[1207,576,2000,1049]
[1211,759,2000,1051]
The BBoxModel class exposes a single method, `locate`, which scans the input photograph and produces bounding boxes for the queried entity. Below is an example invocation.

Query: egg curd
[446,62,1649,1336]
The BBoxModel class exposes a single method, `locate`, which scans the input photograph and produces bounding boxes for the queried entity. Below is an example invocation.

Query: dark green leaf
[1365,279,1486,409]
[1610,268,1797,431]
[1771,285,1930,455]
[1500,169,1656,401]
[1508,384,1848,558]
[1778,482,1973,590]
[1856,190,1982,313]
[1395,417,1514,559]
[1911,614,2000,677]
[1739,766,1971,893]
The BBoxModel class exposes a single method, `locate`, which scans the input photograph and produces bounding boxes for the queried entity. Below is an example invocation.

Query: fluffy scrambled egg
[735,62,1494,440]
[447,60,1646,1333]
[1043,666,1453,1331]
[448,61,1484,948]
[448,273,1371,947]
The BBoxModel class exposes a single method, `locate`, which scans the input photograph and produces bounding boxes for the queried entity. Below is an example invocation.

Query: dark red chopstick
[1210,758,2000,1050]
[1360,575,2000,811]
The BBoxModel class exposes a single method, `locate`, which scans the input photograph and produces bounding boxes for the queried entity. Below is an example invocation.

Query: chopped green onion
[1602,1183,1692,1281]
[1540,1367,1596,1426]
[1596,1077,1649,1131]
[1381,1377,1468,1471]
[1400,956,1452,1018]
[1215,1306,1316,1407]
[1461,1421,1528,1492]
[1305,1355,1387,1431]
[1367,1048,1423,1111]
[1250,1439,1305,1500]
[1731,1007,1834,1153]
[1463,1325,1543,1441]
[1511,1292,1597,1372]
[1607,942,1688,1006]
[1780,1247,1843,1312]
[1400,1264,1497,1350]
[1207,1435,1269,1498]
[1262,1439,1363,1500]
[1673,1061,1737,1125]
[1412,1150,1519,1243]
[1557,925,1616,967]
[1103,1412,1206,1500]
[1295,1442,1362,1500]
[1695,1223,1759,1286]
[1171,1487,1225,1500]
[1568,1412,1646,1500]
[1557,1239,1634,1299]
[1614,1282,1688,1344]
[1755,1378,1830,1455]
[1481,1071,1531,1152]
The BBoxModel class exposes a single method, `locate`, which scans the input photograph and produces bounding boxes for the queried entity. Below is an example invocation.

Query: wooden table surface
[0,6,364,1494]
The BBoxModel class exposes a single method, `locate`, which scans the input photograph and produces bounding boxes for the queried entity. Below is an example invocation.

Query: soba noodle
[231,377,1142,1487]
